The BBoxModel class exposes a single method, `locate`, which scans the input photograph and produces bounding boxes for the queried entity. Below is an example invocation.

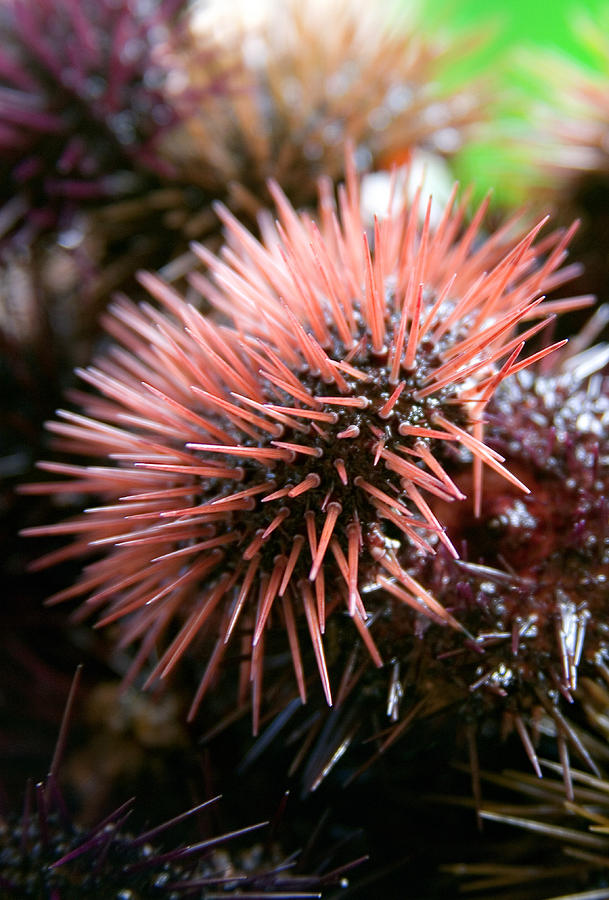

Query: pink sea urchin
[23,156,586,729]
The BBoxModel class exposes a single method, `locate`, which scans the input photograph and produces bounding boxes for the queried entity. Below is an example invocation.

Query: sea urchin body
[24,157,585,729]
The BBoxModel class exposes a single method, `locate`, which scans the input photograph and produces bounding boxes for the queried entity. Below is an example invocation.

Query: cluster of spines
[258,357,609,797]
[445,732,609,900]
[1,670,364,898]
[0,0,190,246]
[21,156,587,734]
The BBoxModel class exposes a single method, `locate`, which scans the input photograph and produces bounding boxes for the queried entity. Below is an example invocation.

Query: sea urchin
[1,669,364,899]
[23,155,585,729]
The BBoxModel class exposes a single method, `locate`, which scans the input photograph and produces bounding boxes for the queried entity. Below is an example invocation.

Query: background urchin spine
[446,689,609,900]
[170,0,483,221]
[1,669,364,898]
[0,0,187,248]
[23,156,584,731]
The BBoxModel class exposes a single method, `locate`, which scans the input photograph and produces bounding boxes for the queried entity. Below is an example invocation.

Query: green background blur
[413,0,609,201]
[422,0,607,71]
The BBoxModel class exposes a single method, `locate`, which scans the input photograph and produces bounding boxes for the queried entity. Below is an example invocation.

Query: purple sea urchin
[1,670,364,899]
[457,360,609,706]
[23,157,584,731]
[0,0,191,489]
[0,789,267,899]
[0,0,230,542]
[0,0,190,250]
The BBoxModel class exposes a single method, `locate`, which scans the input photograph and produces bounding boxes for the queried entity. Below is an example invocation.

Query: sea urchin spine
[23,155,587,730]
